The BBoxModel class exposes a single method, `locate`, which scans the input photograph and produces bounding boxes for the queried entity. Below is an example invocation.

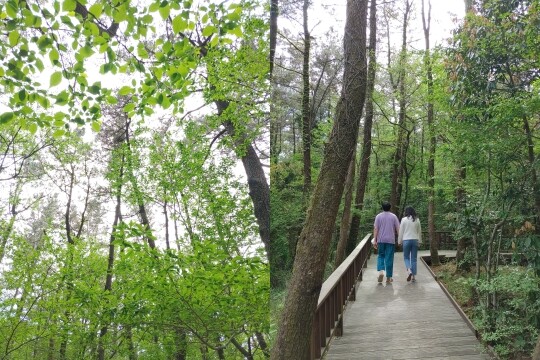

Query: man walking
[373,201,400,283]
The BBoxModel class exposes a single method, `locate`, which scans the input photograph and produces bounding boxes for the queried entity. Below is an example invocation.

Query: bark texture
[219,109,270,258]
[270,0,368,358]
[270,0,278,77]
[389,0,411,217]
[533,334,540,360]
[422,0,439,266]
[347,0,377,255]
[302,0,312,201]
[335,151,356,268]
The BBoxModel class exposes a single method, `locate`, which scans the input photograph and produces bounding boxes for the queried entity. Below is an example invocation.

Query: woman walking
[398,206,422,282]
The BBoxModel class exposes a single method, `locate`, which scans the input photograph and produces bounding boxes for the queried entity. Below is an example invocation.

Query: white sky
[308,0,466,48]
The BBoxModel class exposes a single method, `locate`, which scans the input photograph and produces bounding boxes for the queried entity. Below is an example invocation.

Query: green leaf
[55,90,69,105]
[53,129,65,138]
[89,3,102,17]
[63,0,76,12]
[142,14,153,24]
[137,45,149,59]
[118,86,132,96]
[91,121,101,132]
[123,103,135,113]
[228,26,242,37]
[9,31,20,46]
[6,0,18,18]
[158,5,170,20]
[81,45,94,58]
[202,25,217,37]
[28,122,38,134]
[35,58,45,71]
[148,2,159,12]
[49,48,60,64]
[113,5,128,22]
[50,71,62,87]
[106,96,118,104]
[17,89,26,101]
[172,15,187,34]
[0,112,15,124]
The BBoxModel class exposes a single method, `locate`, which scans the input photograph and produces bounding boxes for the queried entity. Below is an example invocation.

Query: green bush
[474,266,540,359]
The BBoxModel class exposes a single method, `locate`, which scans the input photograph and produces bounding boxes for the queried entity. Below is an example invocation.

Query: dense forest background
[271,0,540,358]
[0,0,270,359]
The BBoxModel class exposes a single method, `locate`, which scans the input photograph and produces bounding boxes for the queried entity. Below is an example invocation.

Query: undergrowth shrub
[474,267,540,359]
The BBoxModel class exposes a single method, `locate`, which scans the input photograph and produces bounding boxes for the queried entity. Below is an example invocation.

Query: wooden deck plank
[322,251,491,359]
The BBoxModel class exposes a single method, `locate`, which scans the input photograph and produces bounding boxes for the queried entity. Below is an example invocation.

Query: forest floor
[429,259,536,360]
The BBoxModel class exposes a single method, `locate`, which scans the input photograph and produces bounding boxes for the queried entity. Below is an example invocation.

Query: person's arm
[398,220,403,245]
[417,219,422,243]
[373,226,378,248]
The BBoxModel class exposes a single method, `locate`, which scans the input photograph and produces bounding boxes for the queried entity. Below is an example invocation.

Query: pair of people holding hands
[372,202,422,284]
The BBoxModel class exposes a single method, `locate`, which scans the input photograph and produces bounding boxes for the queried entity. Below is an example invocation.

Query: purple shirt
[374,211,400,244]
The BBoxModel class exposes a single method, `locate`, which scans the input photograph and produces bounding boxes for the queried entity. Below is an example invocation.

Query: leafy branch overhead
[0,0,258,135]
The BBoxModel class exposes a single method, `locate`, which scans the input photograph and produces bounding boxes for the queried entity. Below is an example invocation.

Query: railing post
[336,315,343,337]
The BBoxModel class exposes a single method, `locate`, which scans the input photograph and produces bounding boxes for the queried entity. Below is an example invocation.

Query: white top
[398,216,422,244]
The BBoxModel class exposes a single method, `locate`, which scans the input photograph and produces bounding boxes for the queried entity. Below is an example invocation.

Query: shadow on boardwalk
[323,250,492,360]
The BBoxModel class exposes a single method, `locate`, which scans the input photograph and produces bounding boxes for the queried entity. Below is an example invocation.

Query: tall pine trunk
[271,0,368,357]
[347,0,377,255]
[390,0,411,217]
[422,0,439,265]
[301,0,312,202]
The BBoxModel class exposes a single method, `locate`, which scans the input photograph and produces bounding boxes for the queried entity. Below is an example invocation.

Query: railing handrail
[317,233,371,306]
[311,233,372,359]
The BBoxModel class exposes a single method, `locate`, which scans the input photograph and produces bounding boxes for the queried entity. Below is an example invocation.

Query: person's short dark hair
[382,201,391,211]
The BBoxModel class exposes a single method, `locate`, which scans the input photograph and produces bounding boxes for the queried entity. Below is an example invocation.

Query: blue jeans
[377,242,395,278]
[403,240,418,275]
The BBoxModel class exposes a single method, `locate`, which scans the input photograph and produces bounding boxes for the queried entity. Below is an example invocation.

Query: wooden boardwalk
[323,250,491,360]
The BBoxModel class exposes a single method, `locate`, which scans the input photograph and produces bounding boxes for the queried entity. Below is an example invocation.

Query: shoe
[378,274,384,283]
[411,276,416,282]
[407,272,412,282]
[386,278,393,283]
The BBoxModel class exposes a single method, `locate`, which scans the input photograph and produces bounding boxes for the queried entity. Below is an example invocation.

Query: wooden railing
[310,233,372,359]
[419,231,455,250]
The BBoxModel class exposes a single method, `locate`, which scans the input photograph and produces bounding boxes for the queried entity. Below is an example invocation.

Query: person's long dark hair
[404,206,417,222]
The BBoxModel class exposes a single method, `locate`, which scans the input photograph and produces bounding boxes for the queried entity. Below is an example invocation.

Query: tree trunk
[301,0,312,202]
[532,334,540,360]
[231,337,254,360]
[126,326,137,360]
[255,332,269,358]
[455,165,469,271]
[421,0,440,266]
[97,154,124,360]
[347,0,377,256]
[164,201,170,250]
[335,151,356,268]
[271,0,368,357]
[0,180,22,264]
[390,0,411,217]
[270,0,278,77]
[220,113,270,259]
[523,116,540,233]
[124,123,156,249]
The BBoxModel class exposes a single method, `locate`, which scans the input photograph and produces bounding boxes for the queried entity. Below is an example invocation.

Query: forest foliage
[0,0,270,359]
[271,0,540,358]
